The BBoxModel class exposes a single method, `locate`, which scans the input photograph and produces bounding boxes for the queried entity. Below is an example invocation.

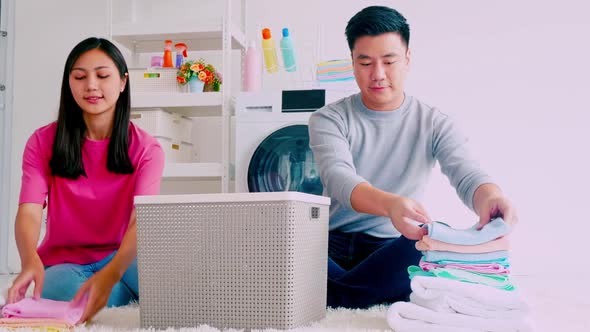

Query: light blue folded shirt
[426,217,510,245]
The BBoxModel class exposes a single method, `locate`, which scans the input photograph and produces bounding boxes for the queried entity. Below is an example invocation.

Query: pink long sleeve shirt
[18,122,164,266]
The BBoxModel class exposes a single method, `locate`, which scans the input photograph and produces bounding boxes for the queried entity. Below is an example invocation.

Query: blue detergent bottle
[280,28,297,72]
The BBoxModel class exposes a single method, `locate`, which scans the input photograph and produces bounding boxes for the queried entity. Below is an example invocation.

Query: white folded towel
[410,276,529,317]
[387,301,534,332]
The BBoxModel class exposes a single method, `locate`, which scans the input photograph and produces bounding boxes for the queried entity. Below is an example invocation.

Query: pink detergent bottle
[243,41,262,91]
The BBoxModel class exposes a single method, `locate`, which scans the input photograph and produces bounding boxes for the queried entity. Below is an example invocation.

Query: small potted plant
[177,59,222,92]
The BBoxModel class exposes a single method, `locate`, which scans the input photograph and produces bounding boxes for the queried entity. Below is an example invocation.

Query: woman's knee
[42,264,88,301]
[107,282,137,307]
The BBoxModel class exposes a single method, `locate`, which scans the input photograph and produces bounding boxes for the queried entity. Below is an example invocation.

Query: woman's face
[69,48,126,120]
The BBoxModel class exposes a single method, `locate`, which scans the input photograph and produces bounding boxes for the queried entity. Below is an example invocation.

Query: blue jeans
[42,252,139,307]
[327,231,421,309]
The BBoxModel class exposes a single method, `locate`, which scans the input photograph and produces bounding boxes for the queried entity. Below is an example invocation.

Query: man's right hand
[351,183,431,240]
[7,256,45,304]
[386,195,431,240]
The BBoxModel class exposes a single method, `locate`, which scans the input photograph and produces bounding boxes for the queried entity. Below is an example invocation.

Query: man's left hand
[477,195,518,229]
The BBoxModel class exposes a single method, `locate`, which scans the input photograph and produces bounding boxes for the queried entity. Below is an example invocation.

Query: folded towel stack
[316,59,354,82]
[1,296,87,330]
[387,218,534,331]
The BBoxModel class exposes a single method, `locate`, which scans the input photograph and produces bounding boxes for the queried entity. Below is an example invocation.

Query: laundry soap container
[134,192,330,330]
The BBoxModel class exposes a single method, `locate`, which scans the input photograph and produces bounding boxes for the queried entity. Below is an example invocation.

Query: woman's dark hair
[50,37,133,179]
[345,6,410,51]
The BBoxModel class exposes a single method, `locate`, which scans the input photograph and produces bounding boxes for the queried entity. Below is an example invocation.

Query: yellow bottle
[261,28,278,73]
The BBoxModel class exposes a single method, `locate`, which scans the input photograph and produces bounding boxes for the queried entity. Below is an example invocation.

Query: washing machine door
[248,124,323,195]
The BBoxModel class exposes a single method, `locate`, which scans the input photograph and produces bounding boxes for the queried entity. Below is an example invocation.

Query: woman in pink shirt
[6,37,165,323]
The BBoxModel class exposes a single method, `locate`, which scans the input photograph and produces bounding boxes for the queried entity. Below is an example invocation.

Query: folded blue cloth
[426,217,510,245]
[422,250,509,263]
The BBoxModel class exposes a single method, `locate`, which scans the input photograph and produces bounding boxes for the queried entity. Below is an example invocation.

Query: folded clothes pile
[388,218,534,331]
[1,296,87,330]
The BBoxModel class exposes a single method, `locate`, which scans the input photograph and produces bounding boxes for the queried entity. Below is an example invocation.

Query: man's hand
[72,266,120,324]
[386,195,431,240]
[351,183,431,240]
[477,195,518,229]
[473,183,518,229]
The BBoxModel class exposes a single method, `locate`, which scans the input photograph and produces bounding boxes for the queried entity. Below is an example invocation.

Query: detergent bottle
[243,41,262,91]
[261,28,278,73]
[174,43,188,68]
[162,40,174,68]
[280,28,297,72]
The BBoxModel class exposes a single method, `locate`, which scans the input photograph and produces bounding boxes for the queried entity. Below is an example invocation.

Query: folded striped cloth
[316,59,354,82]
[0,317,74,330]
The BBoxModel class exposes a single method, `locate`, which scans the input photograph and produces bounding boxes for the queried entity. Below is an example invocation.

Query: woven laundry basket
[134,192,330,330]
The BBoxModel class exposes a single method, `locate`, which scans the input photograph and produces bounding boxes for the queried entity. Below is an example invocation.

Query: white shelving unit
[108,0,245,192]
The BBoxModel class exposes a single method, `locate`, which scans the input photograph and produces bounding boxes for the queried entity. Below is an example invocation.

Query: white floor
[1,273,589,331]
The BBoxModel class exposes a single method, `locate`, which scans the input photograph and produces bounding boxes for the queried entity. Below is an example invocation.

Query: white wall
[0,0,15,273]
[245,0,590,278]
[7,0,110,271]
[4,0,590,284]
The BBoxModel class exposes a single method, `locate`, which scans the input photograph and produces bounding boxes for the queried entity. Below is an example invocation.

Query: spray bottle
[174,43,188,68]
[261,28,278,73]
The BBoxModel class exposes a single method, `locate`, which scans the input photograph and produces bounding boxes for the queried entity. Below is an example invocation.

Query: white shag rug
[78,305,392,332]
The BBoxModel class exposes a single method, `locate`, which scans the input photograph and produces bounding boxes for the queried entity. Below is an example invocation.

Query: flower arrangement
[176,59,222,91]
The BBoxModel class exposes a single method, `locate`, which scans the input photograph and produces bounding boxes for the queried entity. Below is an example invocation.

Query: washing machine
[234,90,329,194]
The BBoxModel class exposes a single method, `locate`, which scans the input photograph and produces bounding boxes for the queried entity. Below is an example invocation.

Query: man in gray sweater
[308,5,518,309]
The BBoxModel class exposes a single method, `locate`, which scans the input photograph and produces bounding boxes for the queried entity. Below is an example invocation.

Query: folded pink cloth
[416,235,510,253]
[0,317,73,330]
[1,297,86,325]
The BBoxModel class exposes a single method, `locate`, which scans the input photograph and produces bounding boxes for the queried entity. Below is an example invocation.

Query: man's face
[351,32,410,111]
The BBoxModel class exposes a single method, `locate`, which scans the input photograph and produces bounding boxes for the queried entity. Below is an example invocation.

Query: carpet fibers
[77,305,391,332]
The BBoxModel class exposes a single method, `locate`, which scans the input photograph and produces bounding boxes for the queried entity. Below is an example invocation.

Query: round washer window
[247,124,323,195]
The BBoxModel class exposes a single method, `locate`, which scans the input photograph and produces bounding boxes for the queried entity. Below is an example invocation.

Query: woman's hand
[7,255,45,303]
[72,266,120,324]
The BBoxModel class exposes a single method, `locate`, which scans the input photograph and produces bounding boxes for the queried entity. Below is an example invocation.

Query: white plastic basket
[180,141,195,162]
[155,137,194,163]
[129,68,185,94]
[131,108,175,139]
[177,115,193,143]
[134,192,330,330]
[131,109,192,145]
[155,136,180,162]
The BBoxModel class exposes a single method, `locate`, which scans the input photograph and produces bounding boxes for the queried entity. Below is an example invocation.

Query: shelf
[131,92,222,108]
[163,162,222,180]
[112,21,246,52]
[131,92,223,116]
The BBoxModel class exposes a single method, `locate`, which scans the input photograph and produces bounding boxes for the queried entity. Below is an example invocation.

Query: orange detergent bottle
[163,40,174,68]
